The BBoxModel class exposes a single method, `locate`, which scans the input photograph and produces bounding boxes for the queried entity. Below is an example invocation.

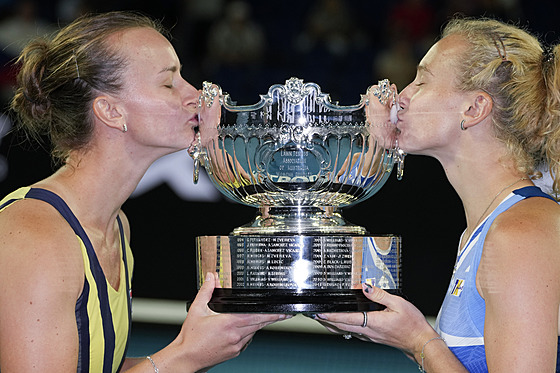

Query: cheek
[397,113,443,152]
[131,100,176,124]
[406,90,456,129]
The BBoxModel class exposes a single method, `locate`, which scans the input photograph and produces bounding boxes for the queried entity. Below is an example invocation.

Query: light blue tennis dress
[435,186,560,372]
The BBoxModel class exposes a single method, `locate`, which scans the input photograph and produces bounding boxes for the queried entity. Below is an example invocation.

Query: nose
[182,80,199,113]
[397,84,412,111]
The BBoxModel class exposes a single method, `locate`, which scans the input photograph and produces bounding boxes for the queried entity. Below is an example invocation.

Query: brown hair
[11,11,166,163]
[442,17,560,197]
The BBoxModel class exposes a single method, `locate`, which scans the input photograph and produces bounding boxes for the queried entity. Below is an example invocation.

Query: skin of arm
[121,272,290,373]
[314,196,560,373]
[478,197,560,372]
[0,199,85,372]
[116,193,291,372]
[314,197,560,372]
[0,199,288,373]
[314,284,468,372]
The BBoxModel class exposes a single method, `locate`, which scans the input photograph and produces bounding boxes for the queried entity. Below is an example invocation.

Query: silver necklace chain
[463,177,528,248]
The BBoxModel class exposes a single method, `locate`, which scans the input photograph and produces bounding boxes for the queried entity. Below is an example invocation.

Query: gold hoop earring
[460,119,467,131]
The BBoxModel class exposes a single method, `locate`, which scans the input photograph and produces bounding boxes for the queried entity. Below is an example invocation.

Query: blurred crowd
[0,0,556,110]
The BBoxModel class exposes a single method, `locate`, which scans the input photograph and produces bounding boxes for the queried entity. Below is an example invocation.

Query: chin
[395,137,418,156]
[181,129,197,146]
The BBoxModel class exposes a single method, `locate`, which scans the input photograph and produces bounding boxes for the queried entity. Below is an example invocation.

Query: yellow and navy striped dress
[0,187,133,372]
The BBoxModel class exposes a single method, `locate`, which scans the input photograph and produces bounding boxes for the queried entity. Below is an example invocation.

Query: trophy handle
[200,81,221,108]
[188,133,202,184]
[189,81,224,184]
[395,139,406,181]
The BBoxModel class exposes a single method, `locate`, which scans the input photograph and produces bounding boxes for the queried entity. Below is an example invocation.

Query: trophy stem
[232,206,368,236]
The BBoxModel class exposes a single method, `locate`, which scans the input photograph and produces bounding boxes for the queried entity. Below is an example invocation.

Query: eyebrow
[417,64,434,76]
[158,64,182,74]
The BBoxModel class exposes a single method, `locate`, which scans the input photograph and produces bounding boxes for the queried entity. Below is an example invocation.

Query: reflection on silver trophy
[189,78,405,313]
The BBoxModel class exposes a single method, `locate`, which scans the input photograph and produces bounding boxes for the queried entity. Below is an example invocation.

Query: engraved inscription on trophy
[267,146,320,185]
[230,236,358,289]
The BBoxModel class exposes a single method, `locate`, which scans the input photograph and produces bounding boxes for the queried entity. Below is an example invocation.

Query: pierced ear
[462,91,493,130]
[92,96,125,132]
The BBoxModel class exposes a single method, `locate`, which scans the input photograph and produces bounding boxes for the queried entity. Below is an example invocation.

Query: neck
[471,176,527,226]
[426,118,534,248]
[36,148,152,231]
[450,168,530,248]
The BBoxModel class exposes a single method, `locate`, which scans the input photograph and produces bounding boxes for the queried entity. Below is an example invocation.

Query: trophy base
[195,234,401,313]
[206,288,402,314]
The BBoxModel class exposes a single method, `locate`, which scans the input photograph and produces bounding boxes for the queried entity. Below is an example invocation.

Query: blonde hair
[442,17,560,198]
[11,11,165,163]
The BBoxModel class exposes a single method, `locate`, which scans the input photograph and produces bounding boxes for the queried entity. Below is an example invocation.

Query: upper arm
[0,200,84,372]
[478,198,560,372]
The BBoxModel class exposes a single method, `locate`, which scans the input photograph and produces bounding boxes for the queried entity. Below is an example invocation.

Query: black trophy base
[205,288,402,314]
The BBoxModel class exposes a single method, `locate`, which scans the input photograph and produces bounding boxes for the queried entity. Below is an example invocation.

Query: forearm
[121,339,210,373]
[412,336,468,373]
[120,357,145,371]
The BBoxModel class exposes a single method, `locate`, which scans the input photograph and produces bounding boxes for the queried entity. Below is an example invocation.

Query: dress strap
[25,188,122,373]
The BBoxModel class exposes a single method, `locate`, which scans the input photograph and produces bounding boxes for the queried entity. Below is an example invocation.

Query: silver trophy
[189,78,404,313]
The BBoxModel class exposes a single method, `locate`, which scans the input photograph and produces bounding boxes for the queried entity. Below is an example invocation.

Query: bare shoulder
[0,198,84,298]
[0,199,84,370]
[479,197,560,371]
[479,196,560,293]
[488,196,560,251]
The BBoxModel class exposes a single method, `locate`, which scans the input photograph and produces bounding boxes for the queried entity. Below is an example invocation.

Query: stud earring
[122,123,128,133]
[460,119,467,131]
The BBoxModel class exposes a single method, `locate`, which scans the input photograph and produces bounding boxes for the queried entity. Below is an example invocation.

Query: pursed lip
[395,116,403,131]
[186,113,199,128]
[394,107,405,131]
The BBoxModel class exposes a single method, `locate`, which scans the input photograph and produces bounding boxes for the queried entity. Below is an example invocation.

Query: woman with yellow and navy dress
[0,11,288,373]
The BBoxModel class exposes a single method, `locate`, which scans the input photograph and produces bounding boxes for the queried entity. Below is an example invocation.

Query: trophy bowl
[189,78,403,313]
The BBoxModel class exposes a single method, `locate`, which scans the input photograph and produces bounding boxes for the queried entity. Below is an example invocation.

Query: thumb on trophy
[362,282,398,310]
[191,272,218,309]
